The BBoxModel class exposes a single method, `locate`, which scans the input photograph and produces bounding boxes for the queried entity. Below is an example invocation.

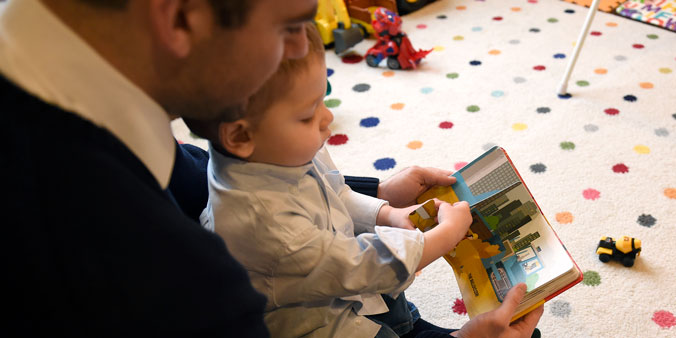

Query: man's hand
[452,283,544,338]
[378,166,456,208]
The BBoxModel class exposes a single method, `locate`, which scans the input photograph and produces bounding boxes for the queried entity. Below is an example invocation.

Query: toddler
[185,23,472,338]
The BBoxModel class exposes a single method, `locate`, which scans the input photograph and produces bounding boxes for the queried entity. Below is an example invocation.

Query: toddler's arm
[376,200,472,271]
[416,201,472,271]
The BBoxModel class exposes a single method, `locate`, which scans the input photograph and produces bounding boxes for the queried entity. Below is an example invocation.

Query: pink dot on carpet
[416,24,427,29]
[583,188,600,200]
[652,310,676,328]
[590,31,602,36]
[454,162,468,171]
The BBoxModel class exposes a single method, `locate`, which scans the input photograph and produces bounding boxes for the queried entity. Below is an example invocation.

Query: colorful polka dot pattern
[313,1,676,334]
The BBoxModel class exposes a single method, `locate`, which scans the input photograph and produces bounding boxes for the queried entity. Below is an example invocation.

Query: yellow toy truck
[596,236,641,267]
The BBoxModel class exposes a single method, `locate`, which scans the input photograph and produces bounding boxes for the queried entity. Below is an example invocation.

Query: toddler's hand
[378,204,419,230]
[437,201,472,245]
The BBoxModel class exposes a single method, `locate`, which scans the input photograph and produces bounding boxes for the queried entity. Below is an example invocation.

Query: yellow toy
[596,236,642,267]
[315,0,366,53]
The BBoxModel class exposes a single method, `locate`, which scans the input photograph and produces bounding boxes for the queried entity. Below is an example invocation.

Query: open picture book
[409,146,583,321]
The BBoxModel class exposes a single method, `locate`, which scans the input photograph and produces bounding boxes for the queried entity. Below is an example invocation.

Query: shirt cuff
[341,189,387,234]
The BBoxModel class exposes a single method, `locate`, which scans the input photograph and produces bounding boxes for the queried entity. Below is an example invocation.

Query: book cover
[409,146,583,321]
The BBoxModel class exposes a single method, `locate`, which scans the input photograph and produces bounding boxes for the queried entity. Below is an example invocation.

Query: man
[1,0,541,337]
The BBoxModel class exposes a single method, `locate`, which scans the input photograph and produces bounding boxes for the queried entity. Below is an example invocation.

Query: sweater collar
[0,0,174,189]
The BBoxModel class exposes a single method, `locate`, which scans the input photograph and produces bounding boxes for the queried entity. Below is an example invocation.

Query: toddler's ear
[218,120,255,159]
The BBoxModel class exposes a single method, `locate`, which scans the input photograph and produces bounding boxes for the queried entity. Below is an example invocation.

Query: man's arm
[169,141,210,222]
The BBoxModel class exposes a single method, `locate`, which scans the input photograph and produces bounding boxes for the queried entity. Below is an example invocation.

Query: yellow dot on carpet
[511,7,521,12]
[639,82,654,89]
[594,68,607,74]
[433,45,445,51]
[407,141,423,149]
[606,22,618,27]
[556,212,574,224]
[665,188,676,199]
[391,103,405,110]
[633,145,650,154]
[453,35,464,41]
[382,71,395,77]
[512,123,528,131]
[659,67,672,74]
[488,49,501,55]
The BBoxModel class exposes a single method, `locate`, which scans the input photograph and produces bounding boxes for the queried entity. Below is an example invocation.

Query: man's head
[44,0,317,121]
[187,23,333,167]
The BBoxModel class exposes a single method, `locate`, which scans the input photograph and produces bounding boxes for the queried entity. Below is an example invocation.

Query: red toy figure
[365,7,431,70]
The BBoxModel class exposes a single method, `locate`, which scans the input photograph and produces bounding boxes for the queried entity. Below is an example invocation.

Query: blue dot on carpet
[469,60,482,66]
[554,53,566,59]
[564,9,575,14]
[471,26,482,32]
[491,90,504,97]
[374,158,396,171]
[558,93,572,99]
[624,94,637,102]
[327,68,334,77]
[360,117,380,128]
[421,87,434,94]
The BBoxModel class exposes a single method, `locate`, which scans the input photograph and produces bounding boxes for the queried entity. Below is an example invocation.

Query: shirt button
[289,186,299,194]
[355,318,361,326]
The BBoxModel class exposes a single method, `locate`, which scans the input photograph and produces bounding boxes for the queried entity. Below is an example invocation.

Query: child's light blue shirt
[201,145,425,338]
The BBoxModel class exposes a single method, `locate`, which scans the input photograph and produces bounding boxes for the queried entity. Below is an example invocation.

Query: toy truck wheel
[622,257,635,267]
[387,56,401,69]
[599,253,611,263]
[366,55,379,67]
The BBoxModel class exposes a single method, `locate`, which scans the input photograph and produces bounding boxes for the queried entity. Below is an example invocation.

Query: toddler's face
[247,57,334,166]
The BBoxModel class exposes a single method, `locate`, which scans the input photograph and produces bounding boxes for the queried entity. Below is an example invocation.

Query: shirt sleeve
[313,147,387,234]
[269,208,424,308]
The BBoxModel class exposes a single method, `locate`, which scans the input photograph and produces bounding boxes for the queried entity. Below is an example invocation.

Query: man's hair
[185,23,325,146]
[78,0,255,28]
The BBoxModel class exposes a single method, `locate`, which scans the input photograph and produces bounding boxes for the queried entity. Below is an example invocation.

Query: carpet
[172,0,676,336]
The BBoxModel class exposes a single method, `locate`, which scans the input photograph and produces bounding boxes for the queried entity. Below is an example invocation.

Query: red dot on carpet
[439,121,454,129]
[533,65,546,71]
[612,163,629,173]
[604,108,620,115]
[327,134,348,145]
[341,53,363,64]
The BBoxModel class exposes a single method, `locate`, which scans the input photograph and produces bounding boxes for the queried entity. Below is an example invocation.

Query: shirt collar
[209,144,314,188]
[0,0,174,189]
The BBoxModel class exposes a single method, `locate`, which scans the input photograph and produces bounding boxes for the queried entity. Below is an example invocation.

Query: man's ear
[148,0,211,58]
[218,120,256,159]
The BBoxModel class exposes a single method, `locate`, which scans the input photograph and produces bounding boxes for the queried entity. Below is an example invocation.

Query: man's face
[183,0,317,121]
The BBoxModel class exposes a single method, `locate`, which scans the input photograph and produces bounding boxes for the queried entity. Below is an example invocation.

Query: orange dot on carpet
[556,212,574,224]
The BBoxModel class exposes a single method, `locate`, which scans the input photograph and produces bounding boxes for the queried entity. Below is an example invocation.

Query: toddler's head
[187,23,332,167]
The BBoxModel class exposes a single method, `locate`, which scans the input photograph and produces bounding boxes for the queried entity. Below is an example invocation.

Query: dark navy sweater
[2,75,269,337]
